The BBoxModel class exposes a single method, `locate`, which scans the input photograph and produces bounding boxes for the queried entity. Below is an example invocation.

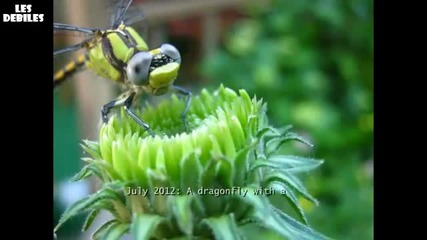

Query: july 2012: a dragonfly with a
[53,0,191,136]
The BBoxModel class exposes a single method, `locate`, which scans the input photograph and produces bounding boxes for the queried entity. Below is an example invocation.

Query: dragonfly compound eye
[160,44,181,64]
[127,52,153,86]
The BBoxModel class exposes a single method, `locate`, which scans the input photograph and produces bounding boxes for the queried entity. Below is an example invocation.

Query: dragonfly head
[126,43,181,95]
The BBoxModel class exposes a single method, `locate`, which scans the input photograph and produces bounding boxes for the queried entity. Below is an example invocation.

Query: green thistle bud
[55,85,328,240]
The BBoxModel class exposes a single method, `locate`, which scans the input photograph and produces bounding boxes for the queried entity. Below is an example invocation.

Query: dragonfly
[54,0,191,136]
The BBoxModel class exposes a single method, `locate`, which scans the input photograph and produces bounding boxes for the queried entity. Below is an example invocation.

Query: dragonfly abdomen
[54,53,88,88]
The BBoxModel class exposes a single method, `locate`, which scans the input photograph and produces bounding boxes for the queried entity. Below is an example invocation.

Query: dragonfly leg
[124,93,155,136]
[101,96,127,123]
[101,92,154,136]
[173,85,192,132]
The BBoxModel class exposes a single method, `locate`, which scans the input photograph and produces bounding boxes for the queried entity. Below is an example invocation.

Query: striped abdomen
[54,54,88,88]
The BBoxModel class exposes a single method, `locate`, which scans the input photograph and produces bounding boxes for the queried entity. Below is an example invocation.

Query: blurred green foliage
[201,0,373,239]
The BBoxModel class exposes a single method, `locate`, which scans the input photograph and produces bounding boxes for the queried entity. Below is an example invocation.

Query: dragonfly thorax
[85,24,149,83]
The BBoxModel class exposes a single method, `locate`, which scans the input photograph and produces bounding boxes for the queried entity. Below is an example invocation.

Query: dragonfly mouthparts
[149,54,176,72]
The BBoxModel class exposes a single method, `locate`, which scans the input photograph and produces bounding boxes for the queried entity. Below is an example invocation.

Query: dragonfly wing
[109,0,133,28]
[54,40,89,57]
[108,0,146,28]
[54,23,97,57]
[122,5,145,26]
[54,23,98,34]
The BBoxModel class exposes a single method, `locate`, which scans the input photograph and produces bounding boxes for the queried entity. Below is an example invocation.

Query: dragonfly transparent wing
[53,23,98,57]
[122,5,145,26]
[108,0,145,28]
[54,0,146,58]
[54,42,88,56]
[54,23,98,34]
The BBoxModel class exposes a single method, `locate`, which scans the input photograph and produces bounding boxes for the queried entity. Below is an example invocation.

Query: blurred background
[54,0,373,239]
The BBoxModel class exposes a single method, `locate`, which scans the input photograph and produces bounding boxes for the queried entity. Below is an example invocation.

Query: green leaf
[104,180,126,190]
[276,125,294,136]
[272,155,323,173]
[71,162,106,182]
[200,88,215,113]
[94,186,128,221]
[266,132,313,156]
[260,125,291,150]
[250,155,323,173]
[215,157,233,188]
[54,198,96,232]
[264,171,319,205]
[229,115,246,149]
[146,168,168,206]
[233,147,251,186]
[81,139,102,159]
[267,181,308,225]
[92,200,115,214]
[54,186,123,232]
[112,141,133,181]
[203,214,243,240]
[237,186,328,240]
[131,214,164,240]
[256,127,278,139]
[111,201,131,223]
[71,163,93,182]
[272,206,330,240]
[85,158,122,181]
[239,89,253,115]
[167,237,197,240]
[222,85,239,102]
[218,116,238,159]
[103,183,127,204]
[82,209,100,232]
[103,222,130,240]
[92,220,117,240]
[180,151,202,191]
[168,195,194,235]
